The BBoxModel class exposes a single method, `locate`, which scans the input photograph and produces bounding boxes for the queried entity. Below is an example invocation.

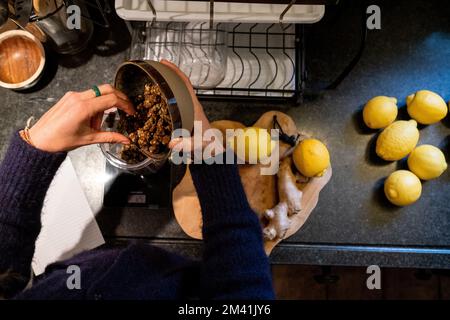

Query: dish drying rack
[116,0,326,102]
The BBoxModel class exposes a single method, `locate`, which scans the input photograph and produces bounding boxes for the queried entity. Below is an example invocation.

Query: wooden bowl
[0,30,45,90]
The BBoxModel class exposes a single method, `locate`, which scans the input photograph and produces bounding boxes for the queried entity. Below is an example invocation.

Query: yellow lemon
[376,120,419,161]
[384,170,422,206]
[293,138,330,177]
[406,90,448,124]
[229,127,274,163]
[407,144,447,180]
[363,96,398,129]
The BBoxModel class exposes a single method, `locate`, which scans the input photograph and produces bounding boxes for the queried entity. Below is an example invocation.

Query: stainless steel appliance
[0,0,111,54]
[32,0,94,54]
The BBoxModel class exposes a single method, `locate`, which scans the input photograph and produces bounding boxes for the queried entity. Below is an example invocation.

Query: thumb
[168,137,184,149]
[91,131,131,145]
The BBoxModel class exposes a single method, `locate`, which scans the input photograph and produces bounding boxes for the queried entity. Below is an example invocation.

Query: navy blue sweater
[0,133,274,299]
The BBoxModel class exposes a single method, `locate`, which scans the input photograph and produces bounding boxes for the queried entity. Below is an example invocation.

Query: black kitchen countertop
[1,0,450,269]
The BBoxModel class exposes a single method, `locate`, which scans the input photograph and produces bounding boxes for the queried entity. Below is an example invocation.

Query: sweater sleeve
[0,132,66,298]
[189,162,274,300]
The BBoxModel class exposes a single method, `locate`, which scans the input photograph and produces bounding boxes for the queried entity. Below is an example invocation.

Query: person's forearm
[0,132,66,297]
[190,162,274,300]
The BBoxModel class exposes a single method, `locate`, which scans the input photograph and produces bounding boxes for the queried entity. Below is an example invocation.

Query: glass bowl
[100,60,194,175]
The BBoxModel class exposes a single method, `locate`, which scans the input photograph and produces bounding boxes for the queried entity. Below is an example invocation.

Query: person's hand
[160,60,217,155]
[28,84,135,153]
[161,59,211,133]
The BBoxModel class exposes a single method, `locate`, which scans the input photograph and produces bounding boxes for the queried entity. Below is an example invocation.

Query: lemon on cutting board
[406,90,448,124]
[363,96,398,129]
[384,170,422,206]
[229,127,275,163]
[292,138,330,177]
[376,120,419,161]
[407,144,447,180]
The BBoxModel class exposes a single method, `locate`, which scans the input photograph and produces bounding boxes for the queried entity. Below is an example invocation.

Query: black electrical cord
[326,0,368,89]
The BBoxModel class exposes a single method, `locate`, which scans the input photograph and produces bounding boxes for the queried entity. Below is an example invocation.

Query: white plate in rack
[115,0,325,24]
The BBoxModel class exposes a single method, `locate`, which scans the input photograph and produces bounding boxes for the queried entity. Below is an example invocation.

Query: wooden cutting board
[172,111,332,255]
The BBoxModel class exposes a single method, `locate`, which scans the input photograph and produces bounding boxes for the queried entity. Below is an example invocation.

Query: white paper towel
[32,157,105,276]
